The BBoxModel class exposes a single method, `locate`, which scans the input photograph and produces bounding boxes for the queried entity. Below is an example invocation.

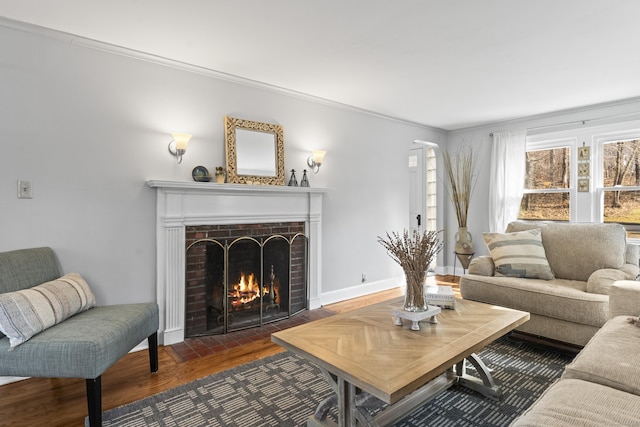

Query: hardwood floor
[0,275,459,426]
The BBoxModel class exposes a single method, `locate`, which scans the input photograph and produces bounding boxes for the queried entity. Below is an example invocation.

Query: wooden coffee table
[271,297,529,426]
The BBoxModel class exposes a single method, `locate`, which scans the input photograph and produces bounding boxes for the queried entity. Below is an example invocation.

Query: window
[519,144,572,221]
[601,138,640,238]
[519,121,640,240]
[426,147,437,232]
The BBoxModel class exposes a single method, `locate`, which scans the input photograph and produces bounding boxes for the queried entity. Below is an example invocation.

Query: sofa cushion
[0,273,96,348]
[511,378,640,426]
[482,228,554,280]
[460,275,608,328]
[506,221,627,281]
[0,303,159,379]
[562,316,640,396]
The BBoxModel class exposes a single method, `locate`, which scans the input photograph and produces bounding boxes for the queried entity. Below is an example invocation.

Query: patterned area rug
[93,336,572,427]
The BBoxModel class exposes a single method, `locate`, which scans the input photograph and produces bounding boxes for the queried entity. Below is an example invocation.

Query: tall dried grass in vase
[378,229,443,312]
[442,145,474,229]
[443,145,476,267]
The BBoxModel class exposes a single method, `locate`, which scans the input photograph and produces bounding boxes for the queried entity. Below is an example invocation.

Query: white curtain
[488,131,526,232]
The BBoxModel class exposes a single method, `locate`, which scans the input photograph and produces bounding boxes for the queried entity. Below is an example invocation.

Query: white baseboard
[131,339,149,352]
[432,266,448,276]
[319,267,456,308]
[308,296,322,310]
[0,376,28,386]
[320,276,404,306]
[161,328,185,346]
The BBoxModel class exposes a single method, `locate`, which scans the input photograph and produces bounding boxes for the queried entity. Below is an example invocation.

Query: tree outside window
[519,146,571,221]
[602,139,640,237]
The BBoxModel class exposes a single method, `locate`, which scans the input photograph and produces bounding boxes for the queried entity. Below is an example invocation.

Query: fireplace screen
[185,229,307,337]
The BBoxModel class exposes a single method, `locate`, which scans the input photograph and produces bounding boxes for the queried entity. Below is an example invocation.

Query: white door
[410,143,439,271]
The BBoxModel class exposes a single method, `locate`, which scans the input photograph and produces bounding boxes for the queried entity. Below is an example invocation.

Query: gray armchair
[0,247,159,426]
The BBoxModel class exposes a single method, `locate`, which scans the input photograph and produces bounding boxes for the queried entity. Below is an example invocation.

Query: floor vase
[455,227,474,269]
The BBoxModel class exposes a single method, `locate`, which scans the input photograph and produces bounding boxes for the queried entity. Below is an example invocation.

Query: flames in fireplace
[228,269,280,311]
[229,272,261,309]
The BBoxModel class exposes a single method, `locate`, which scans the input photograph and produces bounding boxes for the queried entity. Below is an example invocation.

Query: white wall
[446,98,640,260]
[9,19,637,307]
[0,21,448,306]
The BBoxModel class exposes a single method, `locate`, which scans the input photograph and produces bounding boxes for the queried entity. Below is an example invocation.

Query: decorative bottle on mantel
[300,169,310,187]
[288,169,298,186]
[455,227,474,269]
[215,166,225,184]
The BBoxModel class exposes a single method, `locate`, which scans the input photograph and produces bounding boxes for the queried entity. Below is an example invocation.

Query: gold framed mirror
[224,116,285,185]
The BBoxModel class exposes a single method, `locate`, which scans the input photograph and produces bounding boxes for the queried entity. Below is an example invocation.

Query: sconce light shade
[168,132,192,164]
[307,150,326,174]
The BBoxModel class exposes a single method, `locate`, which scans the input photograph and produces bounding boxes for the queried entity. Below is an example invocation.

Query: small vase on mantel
[300,169,310,187]
[455,227,474,269]
[215,166,225,184]
[288,169,298,187]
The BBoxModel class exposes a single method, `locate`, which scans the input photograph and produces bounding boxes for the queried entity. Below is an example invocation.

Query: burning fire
[229,272,276,309]
[230,272,259,308]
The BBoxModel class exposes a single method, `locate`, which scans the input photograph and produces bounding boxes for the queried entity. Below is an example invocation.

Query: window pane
[603,139,640,187]
[604,190,640,237]
[525,147,571,189]
[519,193,570,221]
[426,147,437,232]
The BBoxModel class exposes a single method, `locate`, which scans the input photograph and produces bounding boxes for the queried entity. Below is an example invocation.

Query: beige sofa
[512,281,640,425]
[460,221,640,347]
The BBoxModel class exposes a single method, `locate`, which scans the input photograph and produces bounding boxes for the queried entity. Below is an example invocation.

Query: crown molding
[0,16,446,134]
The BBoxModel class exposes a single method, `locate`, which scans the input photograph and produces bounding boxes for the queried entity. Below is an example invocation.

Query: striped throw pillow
[0,273,96,349]
[482,228,555,280]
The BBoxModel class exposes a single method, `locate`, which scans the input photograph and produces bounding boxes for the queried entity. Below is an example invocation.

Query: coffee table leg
[455,353,502,401]
[337,378,355,426]
[311,370,339,424]
[310,368,376,426]
[312,395,337,422]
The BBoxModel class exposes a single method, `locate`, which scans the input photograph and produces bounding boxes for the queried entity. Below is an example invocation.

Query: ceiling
[2,0,640,130]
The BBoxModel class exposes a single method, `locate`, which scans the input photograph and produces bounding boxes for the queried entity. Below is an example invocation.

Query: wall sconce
[168,132,192,164]
[307,150,326,174]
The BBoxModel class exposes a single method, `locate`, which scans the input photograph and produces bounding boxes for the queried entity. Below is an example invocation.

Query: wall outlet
[17,180,32,199]
[361,273,367,283]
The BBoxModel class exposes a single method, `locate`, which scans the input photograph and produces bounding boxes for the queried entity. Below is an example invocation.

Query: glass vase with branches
[378,229,443,312]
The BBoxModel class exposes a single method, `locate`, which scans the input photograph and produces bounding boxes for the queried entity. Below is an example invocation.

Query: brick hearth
[169,308,334,362]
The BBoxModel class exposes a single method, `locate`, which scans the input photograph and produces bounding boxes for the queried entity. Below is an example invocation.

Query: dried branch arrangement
[378,229,443,310]
[443,145,475,228]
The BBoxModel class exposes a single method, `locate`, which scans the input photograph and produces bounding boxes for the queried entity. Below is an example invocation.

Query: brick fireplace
[147,180,325,345]
[185,221,307,337]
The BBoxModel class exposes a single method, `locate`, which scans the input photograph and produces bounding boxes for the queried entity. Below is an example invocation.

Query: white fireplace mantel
[147,180,326,345]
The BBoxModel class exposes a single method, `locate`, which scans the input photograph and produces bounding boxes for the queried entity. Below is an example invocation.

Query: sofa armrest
[587,265,638,295]
[468,256,495,276]
[609,280,640,318]
[621,262,640,279]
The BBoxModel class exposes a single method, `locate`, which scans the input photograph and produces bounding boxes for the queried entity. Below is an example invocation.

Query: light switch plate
[18,180,32,199]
